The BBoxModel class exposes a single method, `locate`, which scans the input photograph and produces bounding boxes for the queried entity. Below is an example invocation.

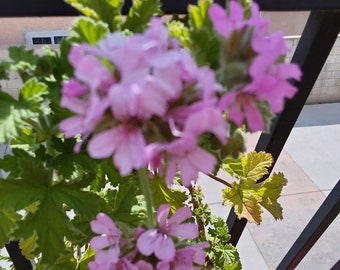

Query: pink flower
[87,125,146,175]
[165,134,218,186]
[219,91,265,132]
[69,46,114,92]
[89,213,121,267]
[157,241,210,270]
[209,2,245,38]
[163,108,227,186]
[137,204,198,262]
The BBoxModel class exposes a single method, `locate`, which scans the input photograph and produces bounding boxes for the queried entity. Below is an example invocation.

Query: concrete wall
[285,36,340,104]
[0,17,75,46]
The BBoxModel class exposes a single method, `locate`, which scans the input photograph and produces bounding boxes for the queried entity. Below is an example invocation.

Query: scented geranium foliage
[0,0,301,269]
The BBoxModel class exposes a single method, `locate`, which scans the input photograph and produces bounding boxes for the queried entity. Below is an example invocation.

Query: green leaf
[258,172,287,220]
[0,158,100,266]
[222,180,263,223]
[7,46,39,82]
[0,209,20,248]
[188,0,220,68]
[242,151,273,182]
[213,243,241,270]
[105,181,146,226]
[19,230,38,260]
[8,46,37,66]
[70,17,109,45]
[167,20,190,48]
[0,91,36,143]
[188,0,212,28]
[222,151,287,223]
[150,176,188,213]
[19,78,48,113]
[66,0,123,31]
[77,247,95,270]
[122,0,162,33]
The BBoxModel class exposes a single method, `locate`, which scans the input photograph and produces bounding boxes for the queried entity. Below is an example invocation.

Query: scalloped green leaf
[242,151,273,182]
[70,17,109,45]
[0,209,20,248]
[222,179,263,224]
[19,78,48,113]
[122,0,162,33]
[222,151,286,223]
[66,0,123,31]
[151,176,188,213]
[188,0,220,68]
[0,158,100,266]
[0,91,36,143]
[258,172,287,220]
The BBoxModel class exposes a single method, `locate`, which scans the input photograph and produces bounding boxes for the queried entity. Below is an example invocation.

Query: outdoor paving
[201,102,340,270]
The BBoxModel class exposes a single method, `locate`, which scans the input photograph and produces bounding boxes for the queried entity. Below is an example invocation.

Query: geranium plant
[0,0,301,269]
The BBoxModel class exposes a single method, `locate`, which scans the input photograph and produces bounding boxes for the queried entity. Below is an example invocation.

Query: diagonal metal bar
[331,260,340,270]
[5,241,33,270]
[276,180,340,269]
[227,10,340,246]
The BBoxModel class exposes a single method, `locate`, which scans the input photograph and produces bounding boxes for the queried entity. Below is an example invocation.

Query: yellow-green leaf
[242,151,273,182]
[258,172,287,220]
[19,230,38,260]
[222,180,263,224]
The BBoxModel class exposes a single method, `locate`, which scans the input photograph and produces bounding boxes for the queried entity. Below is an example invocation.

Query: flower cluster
[209,1,302,131]
[59,18,227,186]
[89,205,208,269]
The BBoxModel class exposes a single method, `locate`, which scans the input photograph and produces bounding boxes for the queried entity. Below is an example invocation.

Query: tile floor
[201,102,340,270]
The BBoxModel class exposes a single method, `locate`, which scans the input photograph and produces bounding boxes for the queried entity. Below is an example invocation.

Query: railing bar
[5,241,33,270]
[226,10,340,246]
[276,180,340,269]
[330,260,340,270]
[1,0,340,17]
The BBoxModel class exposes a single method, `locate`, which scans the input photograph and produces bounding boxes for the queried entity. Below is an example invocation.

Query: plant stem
[138,168,156,228]
[207,173,232,188]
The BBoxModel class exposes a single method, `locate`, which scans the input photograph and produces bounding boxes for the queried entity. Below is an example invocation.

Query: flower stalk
[138,168,156,228]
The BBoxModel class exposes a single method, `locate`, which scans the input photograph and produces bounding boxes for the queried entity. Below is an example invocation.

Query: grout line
[281,189,330,197]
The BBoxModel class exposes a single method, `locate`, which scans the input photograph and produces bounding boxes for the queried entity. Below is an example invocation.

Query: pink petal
[154,234,176,261]
[90,235,111,250]
[87,128,118,158]
[137,229,158,256]
[168,206,192,225]
[209,4,230,37]
[276,63,302,80]
[112,127,146,175]
[184,107,227,144]
[244,101,264,131]
[157,204,171,228]
[59,116,87,138]
[90,213,119,235]
[186,147,217,175]
[60,96,87,114]
[169,223,198,239]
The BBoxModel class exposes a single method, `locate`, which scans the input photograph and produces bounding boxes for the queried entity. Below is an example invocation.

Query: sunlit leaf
[222,151,286,223]
[66,0,123,31]
[0,209,20,248]
[150,176,188,213]
[122,0,162,33]
[0,91,36,143]
[70,17,109,45]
